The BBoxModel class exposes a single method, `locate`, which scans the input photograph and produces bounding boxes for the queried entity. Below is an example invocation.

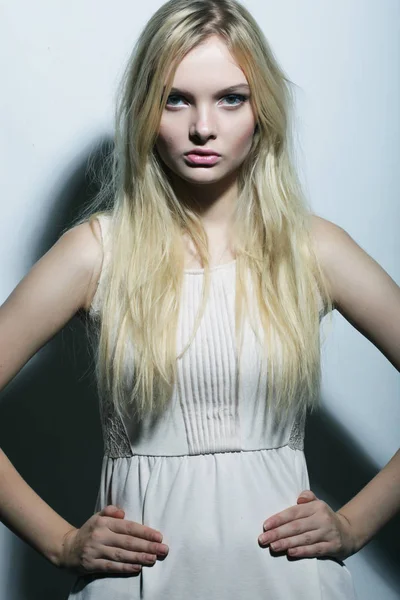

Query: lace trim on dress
[287,409,306,451]
[100,395,133,458]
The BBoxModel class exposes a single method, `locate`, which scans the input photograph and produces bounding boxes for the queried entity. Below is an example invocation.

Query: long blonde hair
[73,0,333,423]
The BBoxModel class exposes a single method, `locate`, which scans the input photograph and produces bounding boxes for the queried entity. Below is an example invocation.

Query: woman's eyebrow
[165,83,250,96]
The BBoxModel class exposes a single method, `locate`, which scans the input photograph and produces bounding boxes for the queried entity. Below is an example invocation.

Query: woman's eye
[222,94,247,106]
[165,93,247,108]
[166,94,184,106]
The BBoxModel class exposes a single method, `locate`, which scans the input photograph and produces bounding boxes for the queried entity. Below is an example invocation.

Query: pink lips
[185,153,220,165]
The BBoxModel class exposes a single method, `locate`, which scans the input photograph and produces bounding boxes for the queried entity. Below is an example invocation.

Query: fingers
[263,501,315,531]
[90,559,143,575]
[287,541,332,558]
[100,543,158,567]
[89,507,169,572]
[259,495,346,560]
[63,507,170,576]
[109,517,165,546]
[103,531,169,559]
[100,505,125,519]
[98,506,166,549]
[266,528,320,552]
[259,513,319,547]
[297,490,317,504]
[105,516,169,559]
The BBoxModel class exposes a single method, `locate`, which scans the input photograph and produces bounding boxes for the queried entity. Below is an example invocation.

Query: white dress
[68,215,356,599]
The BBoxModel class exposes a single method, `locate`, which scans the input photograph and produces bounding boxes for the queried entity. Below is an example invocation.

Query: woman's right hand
[60,505,169,575]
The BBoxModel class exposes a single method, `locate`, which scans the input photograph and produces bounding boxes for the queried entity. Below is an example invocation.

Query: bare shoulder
[3,218,103,317]
[310,214,346,255]
[309,214,347,303]
[0,218,103,392]
[61,218,104,312]
[309,212,382,299]
[309,214,400,370]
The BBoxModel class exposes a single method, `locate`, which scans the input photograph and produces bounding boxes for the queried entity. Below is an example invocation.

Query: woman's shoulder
[64,214,111,312]
[310,213,344,242]
[309,214,349,305]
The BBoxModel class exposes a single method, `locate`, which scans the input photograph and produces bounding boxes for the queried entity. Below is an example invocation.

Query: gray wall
[0,1,399,598]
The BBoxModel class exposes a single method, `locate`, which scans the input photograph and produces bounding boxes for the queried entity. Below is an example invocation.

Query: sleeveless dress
[68,214,356,600]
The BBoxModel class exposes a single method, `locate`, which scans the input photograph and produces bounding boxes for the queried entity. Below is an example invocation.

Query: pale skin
[0,34,399,577]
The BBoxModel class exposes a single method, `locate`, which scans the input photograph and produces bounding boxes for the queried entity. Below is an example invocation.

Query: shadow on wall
[0,137,113,599]
[0,139,399,599]
[305,410,400,593]
[0,315,102,599]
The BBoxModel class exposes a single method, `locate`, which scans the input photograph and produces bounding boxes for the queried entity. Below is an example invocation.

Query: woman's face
[155,35,256,187]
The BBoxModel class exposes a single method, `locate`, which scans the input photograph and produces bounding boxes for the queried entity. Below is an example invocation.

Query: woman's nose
[190,107,217,140]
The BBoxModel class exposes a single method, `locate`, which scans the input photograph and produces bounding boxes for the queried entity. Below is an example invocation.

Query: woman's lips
[185,153,220,165]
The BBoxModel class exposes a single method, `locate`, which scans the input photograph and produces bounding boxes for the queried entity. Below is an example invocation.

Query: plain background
[0,0,399,598]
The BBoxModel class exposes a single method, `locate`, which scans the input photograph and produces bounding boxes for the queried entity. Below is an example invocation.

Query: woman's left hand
[258,490,358,561]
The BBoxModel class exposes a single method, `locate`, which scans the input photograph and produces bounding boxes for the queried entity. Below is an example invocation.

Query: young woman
[0,0,399,598]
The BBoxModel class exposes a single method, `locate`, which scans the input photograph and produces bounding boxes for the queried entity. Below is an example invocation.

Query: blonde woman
[1,0,399,598]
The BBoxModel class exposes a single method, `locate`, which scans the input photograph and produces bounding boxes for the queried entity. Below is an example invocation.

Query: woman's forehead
[166,38,247,90]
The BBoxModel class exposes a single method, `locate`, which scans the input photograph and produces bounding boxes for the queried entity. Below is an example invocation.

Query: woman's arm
[258,217,400,558]
[0,221,169,573]
[0,222,103,566]
[337,448,400,552]
[313,216,400,372]
[314,216,400,552]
